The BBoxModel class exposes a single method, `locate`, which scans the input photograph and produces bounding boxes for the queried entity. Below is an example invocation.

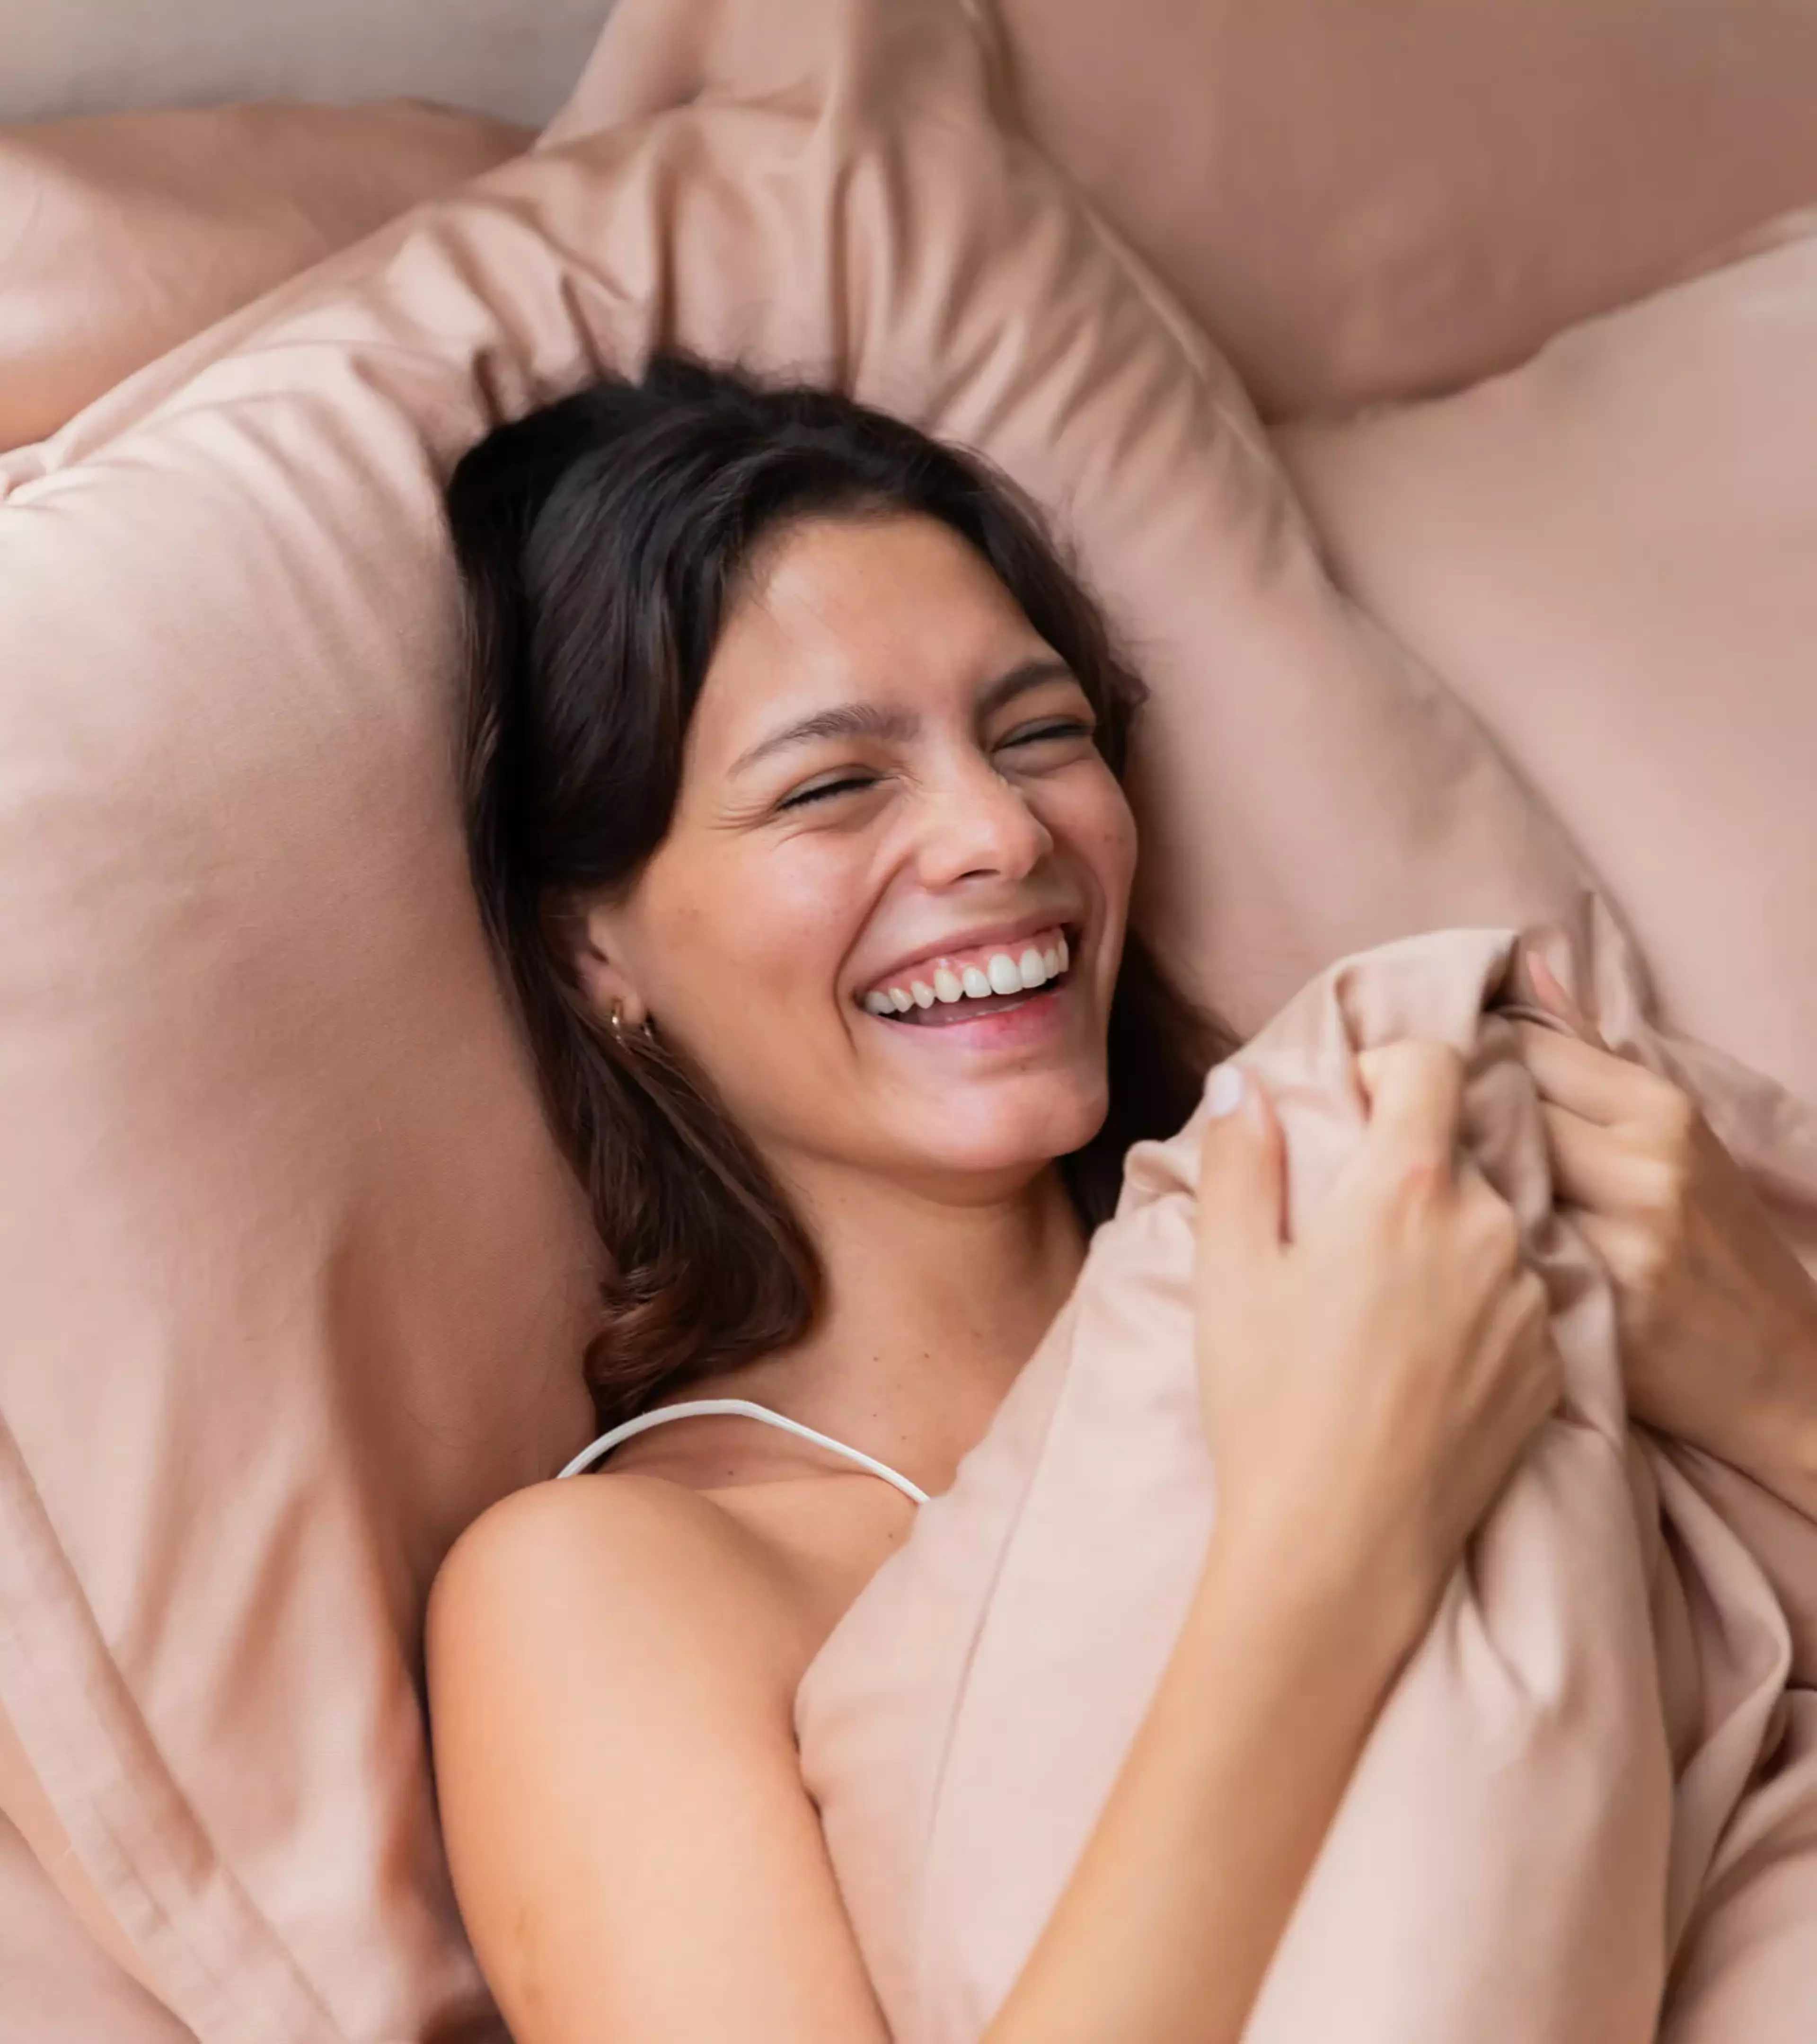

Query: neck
[716,1159,1088,1492]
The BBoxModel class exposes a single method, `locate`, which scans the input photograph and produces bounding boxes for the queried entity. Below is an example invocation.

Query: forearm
[982,1530,1420,2044]
[1733,1288,1817,1518]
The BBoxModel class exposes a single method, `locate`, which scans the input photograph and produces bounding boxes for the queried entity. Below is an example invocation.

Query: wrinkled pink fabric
[798,892,1817,2043]
[1279,224,1817,1110]
[549,0,1817,421]
[0,100,529,451]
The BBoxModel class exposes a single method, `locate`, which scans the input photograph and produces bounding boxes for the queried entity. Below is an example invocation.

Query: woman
[425,354,1817,2043]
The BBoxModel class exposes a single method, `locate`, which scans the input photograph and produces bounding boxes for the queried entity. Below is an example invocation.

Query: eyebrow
[729,657,1076,776]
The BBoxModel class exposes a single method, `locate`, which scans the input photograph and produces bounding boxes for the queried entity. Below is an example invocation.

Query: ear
[553,894,651,1031]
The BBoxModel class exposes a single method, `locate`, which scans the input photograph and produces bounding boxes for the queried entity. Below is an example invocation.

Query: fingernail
[1207,1064,1246,1118]
[1527,944,1567,998]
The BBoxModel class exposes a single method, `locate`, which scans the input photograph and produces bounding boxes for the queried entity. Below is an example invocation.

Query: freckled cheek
[660,851,874,1039]
[1045,772,1138,921]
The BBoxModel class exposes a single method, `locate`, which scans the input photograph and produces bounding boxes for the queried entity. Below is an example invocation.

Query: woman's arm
[981,1525,1419,2044]
[988,1042,1558,2042]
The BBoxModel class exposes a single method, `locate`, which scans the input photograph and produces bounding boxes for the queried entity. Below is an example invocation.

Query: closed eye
[777,719,1091,810]
[778,773,880,811]
[1000,718,1095,750]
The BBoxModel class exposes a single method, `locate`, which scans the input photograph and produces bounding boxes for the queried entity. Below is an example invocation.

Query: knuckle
[1389,1148,1451,1209]
[1592,1225,1648,1290]
[1398,1037,1464,1089]
[1631,1151,1690,1233]
[1362,1036,1459,1084]
[1430,1039,1468,1083]
[1649,1148,1693,1213]
[1646,1076,1700,1141]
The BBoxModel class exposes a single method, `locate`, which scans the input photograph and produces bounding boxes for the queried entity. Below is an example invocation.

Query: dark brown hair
[445,353,1238,1430]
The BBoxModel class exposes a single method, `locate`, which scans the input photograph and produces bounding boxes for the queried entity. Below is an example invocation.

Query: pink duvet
[796,892,1817,2042]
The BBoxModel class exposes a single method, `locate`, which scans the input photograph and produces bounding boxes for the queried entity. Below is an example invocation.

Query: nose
[913,751,1054,890]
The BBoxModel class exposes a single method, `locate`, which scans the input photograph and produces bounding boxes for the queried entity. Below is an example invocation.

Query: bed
[4,1,1817,2038]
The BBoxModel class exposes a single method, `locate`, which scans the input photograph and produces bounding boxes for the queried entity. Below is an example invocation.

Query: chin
[912,1081,1110,1184]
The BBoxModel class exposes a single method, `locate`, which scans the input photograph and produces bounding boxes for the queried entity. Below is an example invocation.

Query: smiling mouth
[859,927,1073,1026]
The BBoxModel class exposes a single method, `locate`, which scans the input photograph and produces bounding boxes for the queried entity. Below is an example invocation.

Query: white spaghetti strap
[556,1397,930,1505]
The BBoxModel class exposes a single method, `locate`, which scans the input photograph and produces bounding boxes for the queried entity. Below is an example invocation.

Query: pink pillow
[1278,225,1817,1107]
[0,99,529,450]
[797,902,1817,2044]
[2,0,1807,2032]
[974,0,1817,418]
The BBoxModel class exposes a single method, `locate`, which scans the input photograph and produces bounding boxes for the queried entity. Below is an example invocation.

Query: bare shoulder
[428,1456,907,1705]
[428,1468,809,1708]
[425,1471,896,2042]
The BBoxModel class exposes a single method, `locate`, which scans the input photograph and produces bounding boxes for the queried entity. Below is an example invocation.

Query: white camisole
[556,1396,931,1506]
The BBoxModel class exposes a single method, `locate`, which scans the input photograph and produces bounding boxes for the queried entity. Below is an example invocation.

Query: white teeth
[868,932,1071,1014]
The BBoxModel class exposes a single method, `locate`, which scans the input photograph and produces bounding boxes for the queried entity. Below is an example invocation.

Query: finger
[1525,944,1574,1017]
[1352,1039,1465,1171]
[1452,1151,1524,1275]
[1508,1305,1565,1440]
[1511,1020,1654,1130]
[1524,945,1606,1048]
[1481,1270,1557,1418]
[1536,1099,1650,1214]
[1197,1065,1287,1270]
[1479,1267,1552,1387]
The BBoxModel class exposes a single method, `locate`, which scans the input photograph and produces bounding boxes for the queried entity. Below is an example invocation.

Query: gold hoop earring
[608,1001,625,1035]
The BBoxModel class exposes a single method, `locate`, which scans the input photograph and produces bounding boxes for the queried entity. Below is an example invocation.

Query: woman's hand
[1515,949,1817,1512]
[1193,1040,1560,1644]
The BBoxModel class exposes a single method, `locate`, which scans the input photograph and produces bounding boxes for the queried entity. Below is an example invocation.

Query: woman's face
[578,511,1138,1202]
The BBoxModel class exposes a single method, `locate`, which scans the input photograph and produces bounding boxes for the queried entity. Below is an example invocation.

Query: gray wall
[0,0,616,126]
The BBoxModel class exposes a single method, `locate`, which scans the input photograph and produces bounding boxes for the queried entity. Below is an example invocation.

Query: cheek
[635,841,870,1058]
[1048,767,1138,925]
